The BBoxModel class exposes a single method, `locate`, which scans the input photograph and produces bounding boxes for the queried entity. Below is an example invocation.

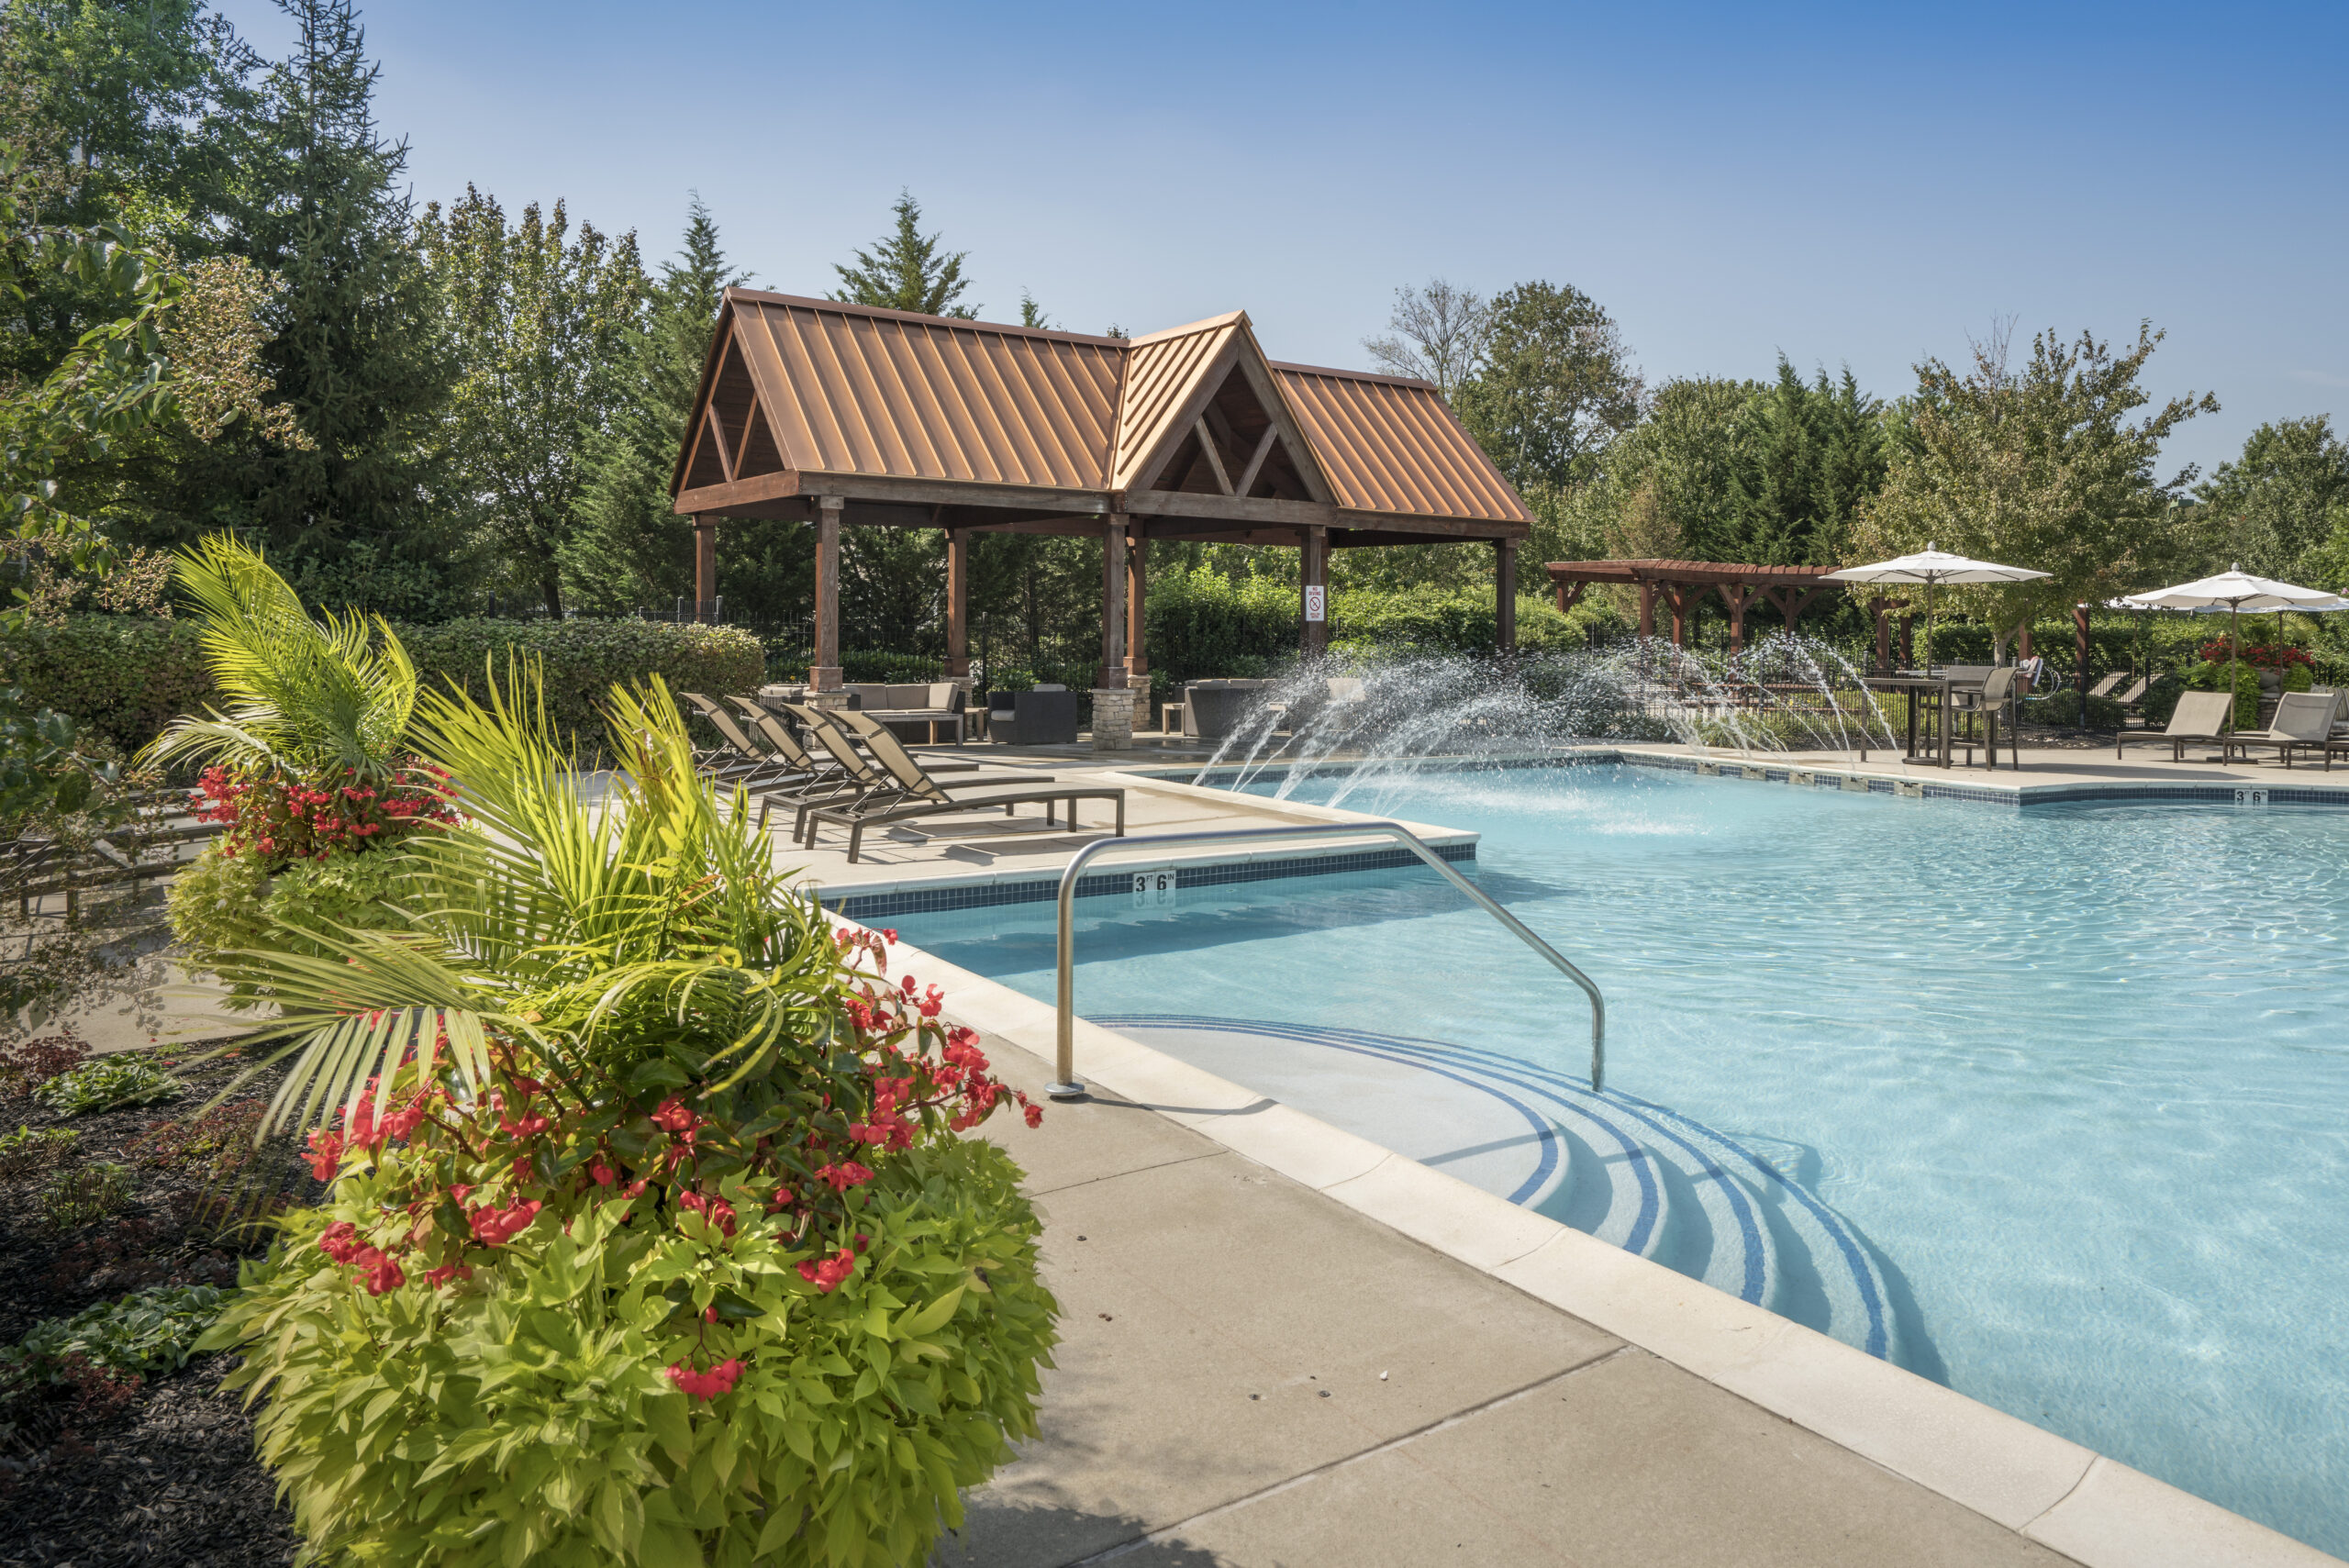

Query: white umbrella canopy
[2121,566,2349,719]
[1823,543,2053,669]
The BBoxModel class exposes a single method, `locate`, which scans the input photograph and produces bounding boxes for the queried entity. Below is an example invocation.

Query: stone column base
[1090,687,1139,751]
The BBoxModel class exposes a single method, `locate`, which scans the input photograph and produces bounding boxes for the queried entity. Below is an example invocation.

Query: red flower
[796,1248,857,1293]
[620,1177,648,1198]
[587,1158,617,1186]
[678,1189,739,1238]
[813,1161,873,1193]
[650,1096,697,1135]
[317,1220,363,1263]
[466,1198,542,1247]
[499,1112,551,1140]
[665,1359,743,1400]
[355,1247,405,1296]
[422,1260,473,1290]
[1023,1102,1043,1129]
[305,1130,345,1181]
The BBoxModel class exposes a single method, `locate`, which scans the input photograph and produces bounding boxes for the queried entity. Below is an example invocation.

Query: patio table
[1861,675,1958,767]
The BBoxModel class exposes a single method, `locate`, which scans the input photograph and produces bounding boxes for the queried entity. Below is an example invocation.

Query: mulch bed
[0,1037,315,1568]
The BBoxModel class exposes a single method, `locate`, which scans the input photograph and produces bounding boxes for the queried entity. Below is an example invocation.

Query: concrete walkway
[939,1032,2082,1568]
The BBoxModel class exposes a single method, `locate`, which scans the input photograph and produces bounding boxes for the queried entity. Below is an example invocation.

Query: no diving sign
[1305,585,1326,622]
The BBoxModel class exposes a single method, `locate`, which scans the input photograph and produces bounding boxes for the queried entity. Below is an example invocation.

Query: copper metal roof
[675,290,1532,534]
[715,291,1125,490]
[1546,560,1844,584]
[1275,362,1532,525]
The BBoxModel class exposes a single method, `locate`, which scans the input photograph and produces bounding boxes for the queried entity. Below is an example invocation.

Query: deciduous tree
[1454,280,1643,495]
[2194,416,2349,588]
[420,185,645,618]
[1363,278,1491,399]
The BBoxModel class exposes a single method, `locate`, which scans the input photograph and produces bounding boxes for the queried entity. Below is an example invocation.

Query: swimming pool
[881,762,2349,1555]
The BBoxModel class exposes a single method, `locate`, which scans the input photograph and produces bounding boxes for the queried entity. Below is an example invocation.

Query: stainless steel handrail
[1049,821,1605,1100]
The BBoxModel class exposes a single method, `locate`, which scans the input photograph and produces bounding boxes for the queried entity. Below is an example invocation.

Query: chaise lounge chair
[783,706,1056,846]
[679,693,804,787]
[2224,692,2348,770]
[2116,689,2234,762]
[800,718,1126,864]
[2087,673,2126,701]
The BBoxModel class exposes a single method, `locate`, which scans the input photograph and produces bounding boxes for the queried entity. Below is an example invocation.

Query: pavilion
[669,291,1534,701]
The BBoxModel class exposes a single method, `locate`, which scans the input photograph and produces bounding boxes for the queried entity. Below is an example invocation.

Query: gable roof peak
[1125,310,1249,347]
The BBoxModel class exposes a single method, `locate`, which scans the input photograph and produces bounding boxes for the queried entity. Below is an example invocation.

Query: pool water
[882,763,2349,1554]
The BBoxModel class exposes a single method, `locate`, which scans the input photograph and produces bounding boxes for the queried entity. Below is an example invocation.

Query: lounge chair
[679,693,801,787]
[784,706,1052,845]
[2087,673,2126,701]
[2116,689,2234,762]
[800,721,1126,864]
[2225,692,2348,770]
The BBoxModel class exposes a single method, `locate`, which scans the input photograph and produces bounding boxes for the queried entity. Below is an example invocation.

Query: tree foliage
[420,186,646,618]
[1854,321,2217,649]
[1363,278,1491,399]
[829,190,973,319]
[2193,416,2349,589]
[1453,280,1644,495]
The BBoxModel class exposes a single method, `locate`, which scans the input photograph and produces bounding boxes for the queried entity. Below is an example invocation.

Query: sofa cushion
[885,684,930,709]
[926,682,960,709]
[842,683,888,710]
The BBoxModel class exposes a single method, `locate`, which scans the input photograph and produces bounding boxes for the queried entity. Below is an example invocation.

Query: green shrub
[0,616,211,756]
[34,1055,184,1117]
[0,1123,77,1178]
[168,838,417,993]
[1,615,764,761]
[2184,659,2263,729]
[402,619,763,751]
[39,1159,134,1227]
[199,673,1058,1568]
[1,1284,228,1384]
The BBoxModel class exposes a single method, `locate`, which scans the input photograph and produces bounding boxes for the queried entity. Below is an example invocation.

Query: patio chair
[2087,672,2126,701]
[679,693,801,786]
[800,721,1125,864]
[2224,692,2347,770]
[782,706,1053,845]
[1952,667,2019,769]
[825,705,985,773]
[2116,689,2234,762]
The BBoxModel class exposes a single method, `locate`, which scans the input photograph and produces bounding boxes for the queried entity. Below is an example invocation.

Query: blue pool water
[883,764,2349,1553]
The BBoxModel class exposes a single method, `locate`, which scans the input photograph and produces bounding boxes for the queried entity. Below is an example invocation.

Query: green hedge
[2,616,766,758]
[0,617,210,755]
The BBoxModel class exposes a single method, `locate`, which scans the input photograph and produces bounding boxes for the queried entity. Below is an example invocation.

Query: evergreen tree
[1723,358,1887,565]
[563,195,745,614]
[121,0,469,617]
[829,190,974,319]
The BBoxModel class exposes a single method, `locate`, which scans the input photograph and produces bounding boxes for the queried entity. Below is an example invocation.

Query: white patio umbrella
[2121,565,2349,718]
[1823,543,2052,671]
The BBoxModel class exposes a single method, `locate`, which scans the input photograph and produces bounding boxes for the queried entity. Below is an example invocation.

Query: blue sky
[221,0,2346,479]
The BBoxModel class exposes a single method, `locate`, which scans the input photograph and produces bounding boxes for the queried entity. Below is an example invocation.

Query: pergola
[1545,559,1889,654]
[670,291,1534,693]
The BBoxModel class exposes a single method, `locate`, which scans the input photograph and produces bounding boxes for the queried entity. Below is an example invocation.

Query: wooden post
[811,497,842,691]
[1495,539,1517,651]
[1301,525,1330,655]
[1097,514,1127,690]
[2074,602,2091,733]
[693,517,716,621]
[1125,526,1150,684]
[944,528,970,678]
[1718,584,1755,654]
[1869,595,1909,673]
[1898,615,1915,669]
[2016,621,2033,662]
[1637,581,1655,639]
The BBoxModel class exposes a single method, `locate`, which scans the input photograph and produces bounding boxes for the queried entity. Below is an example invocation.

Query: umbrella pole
[2230,602,2242,735]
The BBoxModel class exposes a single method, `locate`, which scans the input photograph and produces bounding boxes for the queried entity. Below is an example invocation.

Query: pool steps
[1097,1016,1899,1369]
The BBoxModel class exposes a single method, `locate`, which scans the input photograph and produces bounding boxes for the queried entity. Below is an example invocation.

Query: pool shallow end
[857,924,2344,1568]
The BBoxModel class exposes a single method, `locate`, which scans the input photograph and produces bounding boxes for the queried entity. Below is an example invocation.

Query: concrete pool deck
[797,734,2348,1566]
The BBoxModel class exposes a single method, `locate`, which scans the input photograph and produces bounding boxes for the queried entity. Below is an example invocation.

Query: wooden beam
[676,470,802,514]
[1497,539,1518,651]
[1123,490,1336,528]
[707,406,737,484]
[812,498,841,690]
[1555,581,1588,615]
[1193,417,1235,494]
[1099,515,1127,690]
[1718,583,1756,652]
[1233,425,1279,497]
[1335,508,1529,539]
[1302,524,1329,656]
[693,517,715,617]
[1126,528,1149,682]
[946,529,970,678]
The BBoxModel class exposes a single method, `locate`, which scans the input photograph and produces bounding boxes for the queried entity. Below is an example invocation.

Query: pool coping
[1149,746,2349,810]
[823,786,2345,1566]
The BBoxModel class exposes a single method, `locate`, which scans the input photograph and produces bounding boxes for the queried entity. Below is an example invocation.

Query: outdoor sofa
[987,685,1079,746]
[840,682,969,744]
[1179,679,1275,741]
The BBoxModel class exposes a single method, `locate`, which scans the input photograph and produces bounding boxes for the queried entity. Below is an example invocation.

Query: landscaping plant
[33,1054,185,1117]
[200,666,1058,1568]
[147,537,459,986]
